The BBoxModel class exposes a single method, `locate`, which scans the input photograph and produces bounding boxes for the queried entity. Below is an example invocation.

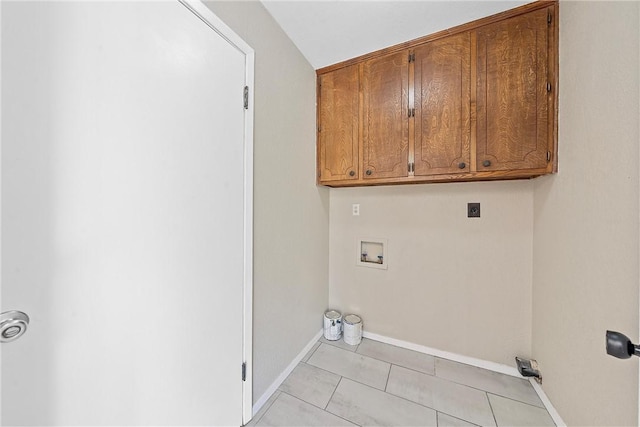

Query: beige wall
[204,1,330,404]
[329,181,534,366]
[204,2,640,424]
[532,2,640,426]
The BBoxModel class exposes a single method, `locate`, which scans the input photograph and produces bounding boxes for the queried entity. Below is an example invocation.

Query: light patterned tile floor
[246,337,555,427]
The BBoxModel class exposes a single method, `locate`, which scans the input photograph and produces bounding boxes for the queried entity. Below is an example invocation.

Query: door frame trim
[177,1,255,423]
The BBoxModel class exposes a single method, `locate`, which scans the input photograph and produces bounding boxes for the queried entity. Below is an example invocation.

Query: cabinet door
[414,33,471,176]
[317,64,360,182]
[476,8,550,172]
[363,51,409,179]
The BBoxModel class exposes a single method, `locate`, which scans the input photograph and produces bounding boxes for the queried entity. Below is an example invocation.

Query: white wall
[532,2,640,425]
[329,181,534,366]
[203,1,330,405]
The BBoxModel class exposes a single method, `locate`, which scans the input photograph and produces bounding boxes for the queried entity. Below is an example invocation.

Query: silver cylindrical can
[343,314,363,345]
[323,310,342,341]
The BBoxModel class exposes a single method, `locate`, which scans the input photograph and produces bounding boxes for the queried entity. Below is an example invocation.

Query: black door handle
[606,330,640,359]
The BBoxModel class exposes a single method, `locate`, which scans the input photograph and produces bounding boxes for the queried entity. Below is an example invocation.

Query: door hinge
[243,86,249,110]
[242,362,246,381]
[547,151,551,162]
[547,11,552,26]
[546,82,552,93]
[408,52,415,63]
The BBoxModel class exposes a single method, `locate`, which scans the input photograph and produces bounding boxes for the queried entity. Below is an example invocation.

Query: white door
[0,1,253,425]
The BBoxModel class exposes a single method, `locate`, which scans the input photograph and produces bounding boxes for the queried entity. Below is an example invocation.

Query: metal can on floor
[323,310,342,341]
[343,314,363,345]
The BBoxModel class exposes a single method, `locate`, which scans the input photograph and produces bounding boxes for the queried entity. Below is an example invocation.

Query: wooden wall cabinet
[476,7,552,174]
[317,64,360,182]
[413,32,471,177]
[316,1,558,187]
[362,51,410,180]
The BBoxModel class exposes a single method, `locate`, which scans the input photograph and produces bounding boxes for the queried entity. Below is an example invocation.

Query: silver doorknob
[0,311,29,343]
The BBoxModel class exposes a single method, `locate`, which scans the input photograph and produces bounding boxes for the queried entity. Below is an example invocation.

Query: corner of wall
[203,0,329,405]
[328,181,534,367]
[532,2,640,424]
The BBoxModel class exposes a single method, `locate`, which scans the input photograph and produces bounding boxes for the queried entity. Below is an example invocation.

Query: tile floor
[246,337,555,427]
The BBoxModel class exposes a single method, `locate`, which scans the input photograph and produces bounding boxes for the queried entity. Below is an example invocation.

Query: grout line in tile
[436,410,481,427]
[323,410,363,427]
[383,362,391,391]
[318,339,359,352]
[298,341,548,426]
[306,363,417,408]
[332,343,436,377]
[388,361,437,378]
[486,392,499,427]
[433,357,526,382]
[348,338,362,352]
[384,362,538,416]
[361,339,440,359]
[324,376,343,410]
[330,411,363,427]
[356,340,438,366]
[282,391,355,424]
[250,390,281,426]
[448,380,541,408]
[384,364,510,425]
[311,343,393,377]
[305,342,322,362]
[384,384,440,414]
[277,364,299,391]
[350,365,442,414]
[406,362,540,408]
[486,391,549,412]
[310,340,544,425]
[278,390,323,411]
[434,357,532,388]
[279,391,360,425]
[337,374,386,393]
[301,355,347,379]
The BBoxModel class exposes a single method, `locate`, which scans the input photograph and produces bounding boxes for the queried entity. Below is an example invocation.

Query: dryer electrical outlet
[468,203,481,218]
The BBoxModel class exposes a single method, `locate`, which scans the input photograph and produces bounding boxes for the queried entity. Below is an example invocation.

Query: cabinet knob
[365,170,372,176]
[349,170,355,177]
[482,160,491,167]
[458,162,466,169]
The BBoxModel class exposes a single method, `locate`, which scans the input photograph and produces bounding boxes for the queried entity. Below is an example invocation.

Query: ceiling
[261,1,530,70]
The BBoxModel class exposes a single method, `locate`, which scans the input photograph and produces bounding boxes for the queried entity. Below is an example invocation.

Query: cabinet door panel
[476,8,549,171]
[414,33,471,176]
[363,51,409,179]
[318,64,359,182]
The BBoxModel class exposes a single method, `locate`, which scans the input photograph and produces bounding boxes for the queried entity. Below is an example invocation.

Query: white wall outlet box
[352,204,360,216]
[357,238,388,270]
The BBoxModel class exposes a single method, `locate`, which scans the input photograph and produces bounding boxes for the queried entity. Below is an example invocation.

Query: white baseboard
[252,329,566,427]
[252,329,323,416]
[362,331,521,377]
[529,379,566,427]
[363,331,566,426]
